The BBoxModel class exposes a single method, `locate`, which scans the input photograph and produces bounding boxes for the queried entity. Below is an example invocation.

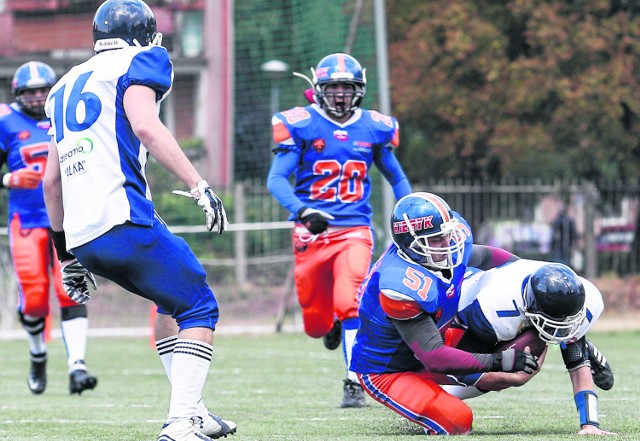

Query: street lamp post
[261,59,290,118]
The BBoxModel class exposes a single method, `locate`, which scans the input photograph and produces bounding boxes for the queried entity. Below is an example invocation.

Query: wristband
[574,390,599,427]
[49,229,75,262]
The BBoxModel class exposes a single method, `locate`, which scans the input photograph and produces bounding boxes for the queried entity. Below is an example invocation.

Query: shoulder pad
[379,289,422,320]
[0,104,13,118]
[362,109,399,147]
[272,107,313,144]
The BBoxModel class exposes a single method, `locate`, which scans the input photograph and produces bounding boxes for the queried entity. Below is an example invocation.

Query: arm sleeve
[390,314,496,374]
[468,244,520,270]
[266,150,305,215]
[374,147,412,199]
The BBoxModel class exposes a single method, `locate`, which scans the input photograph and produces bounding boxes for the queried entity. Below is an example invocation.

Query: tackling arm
[468,244,520,270]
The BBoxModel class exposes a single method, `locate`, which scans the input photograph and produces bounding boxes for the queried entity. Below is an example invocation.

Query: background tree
[387,0,640,183]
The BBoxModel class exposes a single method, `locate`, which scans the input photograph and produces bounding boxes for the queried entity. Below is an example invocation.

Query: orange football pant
[358,371,473,435]
[292,225,373,338]
[10,214,76,317]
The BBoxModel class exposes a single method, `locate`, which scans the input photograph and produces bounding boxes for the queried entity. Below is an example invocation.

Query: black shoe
[28,352,47,395]
[69,360,98,395]
[586,339,614,390]
[340,379,367,408]
[323,320,342,350]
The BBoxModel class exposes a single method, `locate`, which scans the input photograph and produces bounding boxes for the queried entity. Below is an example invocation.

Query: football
[496,327,547,358]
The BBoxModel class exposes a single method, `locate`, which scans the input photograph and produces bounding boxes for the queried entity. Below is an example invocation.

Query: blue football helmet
[390,192,465,270]
[92,0,161,53]
[312,53,366,118]
[12,61,56,119]
[523,263,586,344]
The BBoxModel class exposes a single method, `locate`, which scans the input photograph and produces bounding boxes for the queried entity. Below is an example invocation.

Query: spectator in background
[551,204,577,265]
[0,61,97,396]
[266,52,412,408]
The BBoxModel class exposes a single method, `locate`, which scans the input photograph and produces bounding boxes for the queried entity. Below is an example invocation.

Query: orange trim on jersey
[391,128,400,147]
[272,121,292,144]
[379,292,422,320]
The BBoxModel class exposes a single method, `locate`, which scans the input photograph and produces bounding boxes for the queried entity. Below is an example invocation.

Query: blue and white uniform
[458,259,604,345]
[45,44,218,330]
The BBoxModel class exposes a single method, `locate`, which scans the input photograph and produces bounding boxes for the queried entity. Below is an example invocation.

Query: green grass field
[1,330,638,440]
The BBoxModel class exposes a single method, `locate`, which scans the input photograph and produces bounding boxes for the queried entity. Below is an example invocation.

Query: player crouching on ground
[444,261,617,435]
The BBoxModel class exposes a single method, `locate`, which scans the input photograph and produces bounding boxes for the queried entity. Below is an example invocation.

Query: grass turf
[0,331,638,440]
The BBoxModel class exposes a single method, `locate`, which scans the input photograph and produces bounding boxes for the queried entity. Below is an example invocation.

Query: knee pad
[18,310,45,335]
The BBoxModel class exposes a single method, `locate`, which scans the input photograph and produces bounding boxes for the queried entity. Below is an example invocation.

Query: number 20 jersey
[44,45,172,249]
[272,104,400,226]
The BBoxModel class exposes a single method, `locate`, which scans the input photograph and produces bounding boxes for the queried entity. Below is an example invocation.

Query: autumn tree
[387,0,640,183]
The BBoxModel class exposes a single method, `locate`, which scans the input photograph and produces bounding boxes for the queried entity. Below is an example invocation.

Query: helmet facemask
[316,80,365,118]
[16,88,50,119]
[397,213,465,270]
[522,268,587,344]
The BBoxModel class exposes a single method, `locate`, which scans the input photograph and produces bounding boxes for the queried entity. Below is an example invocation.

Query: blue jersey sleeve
[375,147,412,199]
[123,46,173,100]
[266,150,305,216]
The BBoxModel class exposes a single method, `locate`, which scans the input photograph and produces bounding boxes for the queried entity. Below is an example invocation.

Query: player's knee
[427,388,473,434]
[18,311,46,335]
[302,312,331,338]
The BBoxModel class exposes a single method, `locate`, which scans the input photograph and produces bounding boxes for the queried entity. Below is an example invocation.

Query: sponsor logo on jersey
[18,130,31,141]
[59,138,94,163]
[353,141,372,148]
[333,129,348,141]
[312,138,325,152]
[392,215,434,234]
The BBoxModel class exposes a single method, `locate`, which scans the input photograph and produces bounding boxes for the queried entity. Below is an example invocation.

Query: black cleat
[28,352,47,395]
[340,379,367,408]
[69,360,98,395]
[586,339,614,391]
[323,319,342,350]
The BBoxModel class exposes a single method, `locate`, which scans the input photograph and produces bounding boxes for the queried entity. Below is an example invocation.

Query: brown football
[496,327,547,358]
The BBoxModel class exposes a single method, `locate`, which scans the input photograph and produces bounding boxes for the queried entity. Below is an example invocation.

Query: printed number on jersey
[49,71,102,142]
[310,159,367,203]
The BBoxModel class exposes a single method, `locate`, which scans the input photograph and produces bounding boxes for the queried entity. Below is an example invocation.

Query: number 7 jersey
[271,104,400,226]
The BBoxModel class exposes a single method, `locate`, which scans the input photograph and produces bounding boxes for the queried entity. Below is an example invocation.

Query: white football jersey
[458,259,604,343]
[45,45,173,248]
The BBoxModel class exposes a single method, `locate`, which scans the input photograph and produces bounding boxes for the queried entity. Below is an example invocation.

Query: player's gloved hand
[296,207,335,235]
[2,168,41,189]
[61,259,97,305]
[172,180,228,234]
[491,348,538,374]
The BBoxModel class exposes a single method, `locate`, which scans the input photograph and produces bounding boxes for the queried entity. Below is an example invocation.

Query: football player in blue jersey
[0,61,97,396]
[350,192,537,435]
[42,1,234,440]
[267,52,413,408]
[442,261,617,435]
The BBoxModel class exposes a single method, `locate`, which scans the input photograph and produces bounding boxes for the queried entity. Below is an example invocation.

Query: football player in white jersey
[444,260,616,435]
[42,1,234,440]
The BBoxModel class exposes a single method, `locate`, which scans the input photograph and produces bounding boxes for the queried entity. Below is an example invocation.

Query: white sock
[61,317,88,371]
[344,327,358,382]
[23,314,46,355]
[156,335,177,381]
[167,339,213,422]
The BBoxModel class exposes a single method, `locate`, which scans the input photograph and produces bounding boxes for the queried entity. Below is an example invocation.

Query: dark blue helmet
[390,192,466,270]
[12,61,56,118]
[312,53,366,118]
[92,0,160,53]
[523,263,586,344]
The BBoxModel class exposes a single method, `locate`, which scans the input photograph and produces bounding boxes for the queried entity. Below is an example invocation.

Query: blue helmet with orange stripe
[12,61,57,119]
[312,53,366,118]
[390,192,465,270]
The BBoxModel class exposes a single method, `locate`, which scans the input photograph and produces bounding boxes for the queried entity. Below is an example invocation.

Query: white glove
[61,259,97,304]
[172,180,229,234]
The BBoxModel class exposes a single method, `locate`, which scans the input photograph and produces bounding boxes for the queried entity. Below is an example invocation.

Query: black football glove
[61,259,97,305]
[296,207,335,235]
[172,180,228,234]
[492,348,539,374]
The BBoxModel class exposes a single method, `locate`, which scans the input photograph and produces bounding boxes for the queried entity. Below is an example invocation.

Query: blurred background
[0,0,639,334]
